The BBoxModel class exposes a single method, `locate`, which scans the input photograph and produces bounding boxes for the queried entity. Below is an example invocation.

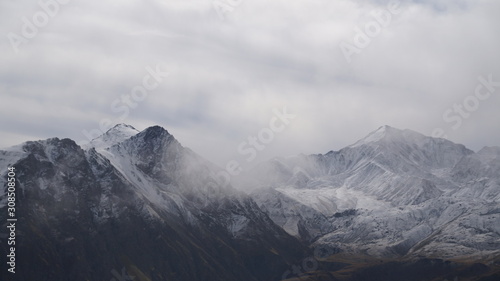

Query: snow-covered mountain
[1,124,499,281]
[247,125,500,260]
[0,124,307,281]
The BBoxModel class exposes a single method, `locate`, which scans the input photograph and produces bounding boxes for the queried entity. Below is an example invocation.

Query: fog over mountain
[2,0,499,280]
[245,126,500,260]
[1,124,499,281]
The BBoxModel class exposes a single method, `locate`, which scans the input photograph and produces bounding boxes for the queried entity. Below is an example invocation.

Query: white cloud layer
[1,0,499,167]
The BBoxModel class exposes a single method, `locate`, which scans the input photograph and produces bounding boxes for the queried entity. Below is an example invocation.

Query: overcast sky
[1,0,499,168]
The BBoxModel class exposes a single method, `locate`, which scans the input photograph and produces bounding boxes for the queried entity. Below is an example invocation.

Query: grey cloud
[0,0,499,167]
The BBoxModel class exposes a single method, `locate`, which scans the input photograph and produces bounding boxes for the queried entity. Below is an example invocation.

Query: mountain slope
[1,124,498,281]
[247,126,500,261]
[0,124,308,281]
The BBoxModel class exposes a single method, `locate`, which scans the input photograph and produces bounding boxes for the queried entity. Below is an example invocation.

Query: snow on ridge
[1,143,26,153]
[349,125,432,148]
[350,125,391,148]
[85,124,140,151]
[349,125,418,148]
[248,126,500,258]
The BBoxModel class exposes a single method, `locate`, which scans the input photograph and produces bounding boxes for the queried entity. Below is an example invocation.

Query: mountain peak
[350,125,407,147]
[372,125,400,137]
[85,123,139,150]
[109,123,137,131]
[103,123,139,138]
[139,125,172,140]
[125,125,176,151]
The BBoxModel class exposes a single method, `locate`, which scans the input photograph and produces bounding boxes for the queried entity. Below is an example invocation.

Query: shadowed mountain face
[0,124,308,281]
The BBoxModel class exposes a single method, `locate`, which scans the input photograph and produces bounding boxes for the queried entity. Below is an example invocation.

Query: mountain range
[1,124,499,281]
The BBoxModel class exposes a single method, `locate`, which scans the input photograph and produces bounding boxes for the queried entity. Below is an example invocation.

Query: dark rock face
[0,128,308,281]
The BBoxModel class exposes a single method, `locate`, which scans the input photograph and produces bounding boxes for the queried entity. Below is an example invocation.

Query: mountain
[246,125,500,277]
[1,124,499,281]
[0,124,308,281]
